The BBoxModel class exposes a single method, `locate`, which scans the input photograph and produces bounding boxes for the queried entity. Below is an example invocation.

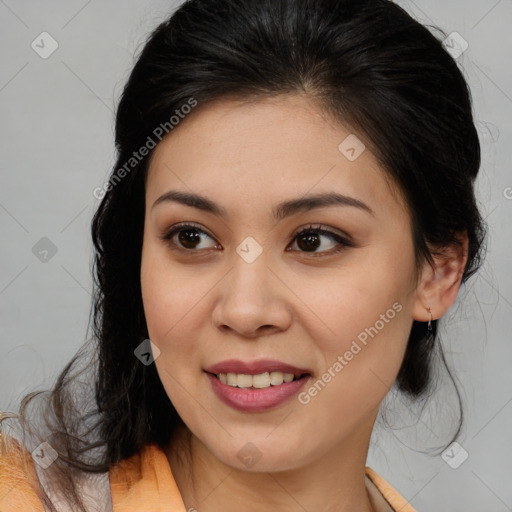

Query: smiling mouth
[208,371,310,389]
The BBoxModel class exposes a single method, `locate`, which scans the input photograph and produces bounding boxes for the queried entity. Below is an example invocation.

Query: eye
[287,224,352,256]
[160,222,219,251]
[160,222,352,256]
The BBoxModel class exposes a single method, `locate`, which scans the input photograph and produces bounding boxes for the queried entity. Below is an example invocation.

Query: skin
[140,93,468,512]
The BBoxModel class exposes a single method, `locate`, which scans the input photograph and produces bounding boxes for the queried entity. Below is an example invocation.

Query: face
[140,93,419,472]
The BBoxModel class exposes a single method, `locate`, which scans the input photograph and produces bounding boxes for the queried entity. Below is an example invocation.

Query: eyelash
[160,222,353,257]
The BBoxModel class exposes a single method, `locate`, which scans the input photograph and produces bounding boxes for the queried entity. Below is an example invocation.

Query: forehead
[145,94,409,220]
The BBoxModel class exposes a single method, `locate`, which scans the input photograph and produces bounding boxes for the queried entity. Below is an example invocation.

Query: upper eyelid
[163,222,350,245]
[291,223,351,241]
[163,221,213,239]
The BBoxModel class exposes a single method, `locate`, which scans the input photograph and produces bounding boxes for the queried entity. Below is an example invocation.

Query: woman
[0,0,486,510]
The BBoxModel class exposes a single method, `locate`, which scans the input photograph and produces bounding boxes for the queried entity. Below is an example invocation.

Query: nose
[211,247,293,339]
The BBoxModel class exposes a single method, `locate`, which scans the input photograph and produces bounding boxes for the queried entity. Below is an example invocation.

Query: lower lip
[205,372,310,413]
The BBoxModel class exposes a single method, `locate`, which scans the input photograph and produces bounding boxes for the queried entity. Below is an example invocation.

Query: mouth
[204,358,312,386]
[206,370,311,389]
[203,359,312,412]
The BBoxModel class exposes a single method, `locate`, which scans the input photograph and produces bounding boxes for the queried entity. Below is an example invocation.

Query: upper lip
[204,359,311,378]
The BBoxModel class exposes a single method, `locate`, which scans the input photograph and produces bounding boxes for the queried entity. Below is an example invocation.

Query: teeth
[269,371,283,386]
[237,374,253,388]
[283,373,294,383]
[217,371,298,389]
[253,372,271,388]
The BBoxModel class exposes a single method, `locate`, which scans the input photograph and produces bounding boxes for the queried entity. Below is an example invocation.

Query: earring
[426,307,432,331]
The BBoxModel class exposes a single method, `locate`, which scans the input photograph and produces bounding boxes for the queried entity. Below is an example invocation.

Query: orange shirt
[0,436,417,511]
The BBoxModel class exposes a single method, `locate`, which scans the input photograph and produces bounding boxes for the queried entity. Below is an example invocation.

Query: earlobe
[412,232,469,323]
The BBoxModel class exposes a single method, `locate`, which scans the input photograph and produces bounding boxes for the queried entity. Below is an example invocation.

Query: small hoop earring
[427,307,432,331]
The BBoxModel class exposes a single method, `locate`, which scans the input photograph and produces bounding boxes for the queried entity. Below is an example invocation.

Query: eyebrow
[151,190,374,219]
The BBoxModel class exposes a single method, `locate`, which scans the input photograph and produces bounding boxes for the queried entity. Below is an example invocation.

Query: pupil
[298,232,320,252]
[179,229,201,249]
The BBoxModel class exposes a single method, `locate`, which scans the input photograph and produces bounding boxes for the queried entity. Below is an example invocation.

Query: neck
[165,421,384,512]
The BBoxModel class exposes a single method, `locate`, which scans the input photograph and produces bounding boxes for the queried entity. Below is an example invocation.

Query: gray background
[0,1,510,510]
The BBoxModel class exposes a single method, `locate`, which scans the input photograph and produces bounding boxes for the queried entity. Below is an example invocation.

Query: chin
[208,436,311,473]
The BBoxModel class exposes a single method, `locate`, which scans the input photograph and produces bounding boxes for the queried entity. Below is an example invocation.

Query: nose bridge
[212,234,291,336]
[227,234,272,303]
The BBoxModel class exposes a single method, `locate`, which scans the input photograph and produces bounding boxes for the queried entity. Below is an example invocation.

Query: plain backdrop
[1,1,511,510]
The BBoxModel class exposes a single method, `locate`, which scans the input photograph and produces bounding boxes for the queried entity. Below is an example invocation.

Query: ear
[412,231,469,323]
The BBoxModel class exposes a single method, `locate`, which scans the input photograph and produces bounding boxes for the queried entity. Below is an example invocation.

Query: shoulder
[0,434,46,511]
[365,466,417,512]
[110,443,186,510]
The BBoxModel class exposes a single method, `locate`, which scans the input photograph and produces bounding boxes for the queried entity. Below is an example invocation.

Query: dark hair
[1,0,486,510]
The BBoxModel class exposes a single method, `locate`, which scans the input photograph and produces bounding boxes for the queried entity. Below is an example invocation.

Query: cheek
[294,295,413,444]
[296,247,416,406]
[140,249,208,415]
[140,243,219,367]
[141,241,193,339]
[303,261,412,348]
